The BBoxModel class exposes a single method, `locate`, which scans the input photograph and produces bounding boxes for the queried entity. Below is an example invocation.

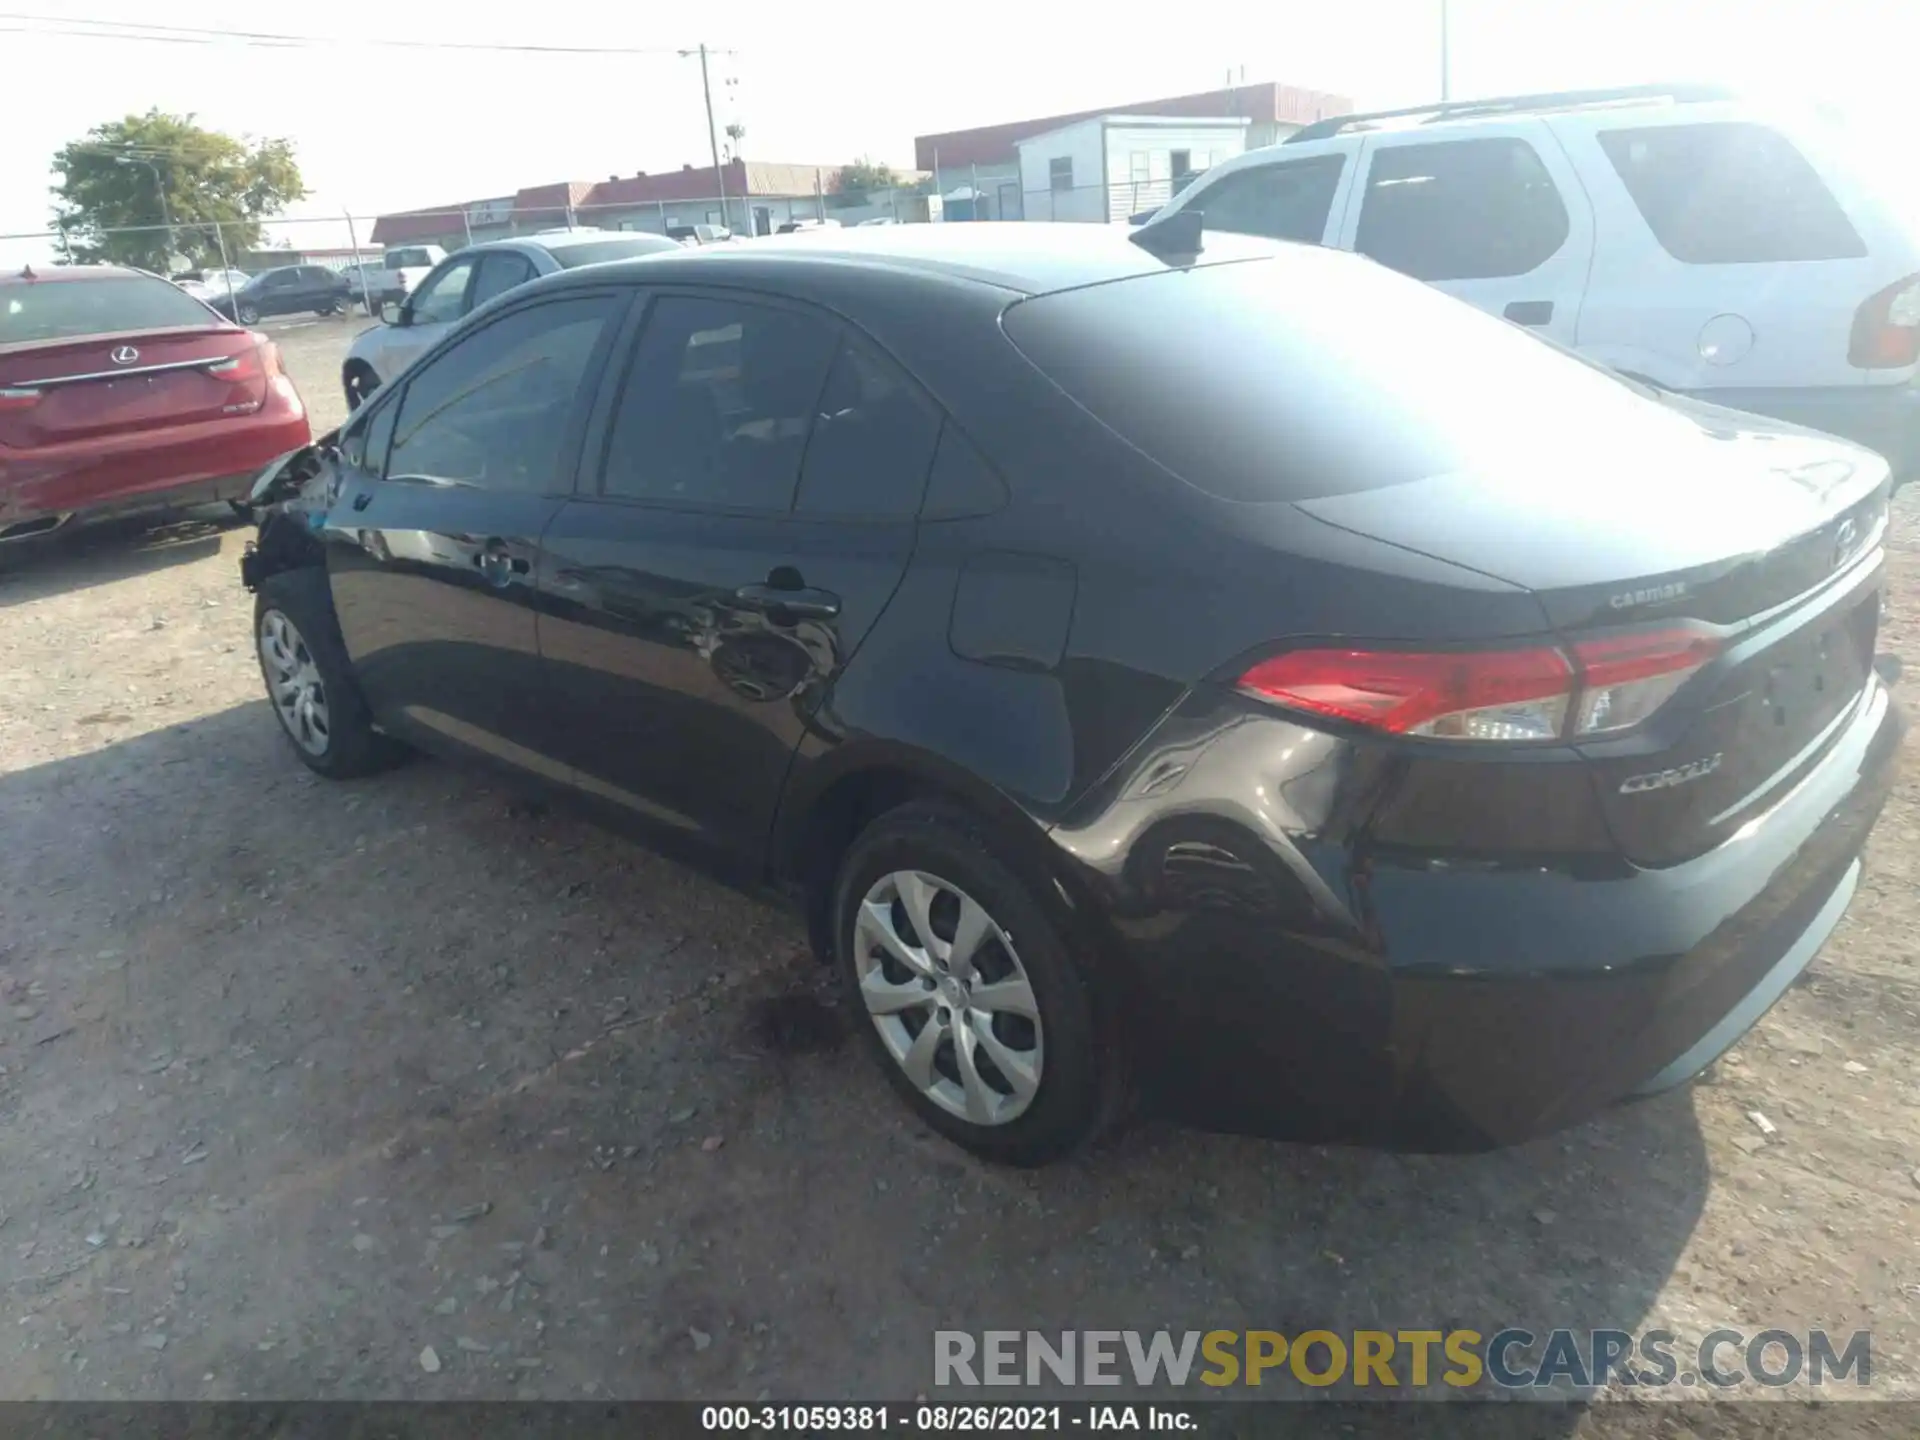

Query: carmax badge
[1620,753,1723,794]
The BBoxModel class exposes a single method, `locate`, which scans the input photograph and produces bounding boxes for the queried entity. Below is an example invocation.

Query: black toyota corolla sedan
[239,222,1905,1166]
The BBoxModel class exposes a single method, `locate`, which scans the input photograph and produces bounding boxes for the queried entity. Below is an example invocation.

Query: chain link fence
[0,180,1171,276]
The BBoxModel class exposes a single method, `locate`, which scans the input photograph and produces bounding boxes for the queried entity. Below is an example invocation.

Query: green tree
[835,157,898,204]
[50,110,305,272]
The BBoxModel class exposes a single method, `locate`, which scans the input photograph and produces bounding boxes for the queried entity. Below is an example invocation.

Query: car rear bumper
[1685,382,1920,485]
[1050,677,1905,1150]
[0,377,310,532]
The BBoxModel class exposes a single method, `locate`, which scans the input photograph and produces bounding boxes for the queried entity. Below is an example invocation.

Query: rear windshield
[1,273,219,345]
[1001,248,1680,502]
[552,237,679,268]
[386,248,434,268]
[1597,122,1866,265]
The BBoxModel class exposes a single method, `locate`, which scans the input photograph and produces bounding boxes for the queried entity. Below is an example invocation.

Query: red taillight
[1569,625,1719,736]
[206,340,273,382]
[1238,646,1574,742]
[1848,272,1920,369]
[1238,624,1722,744]
[0,386,41,412]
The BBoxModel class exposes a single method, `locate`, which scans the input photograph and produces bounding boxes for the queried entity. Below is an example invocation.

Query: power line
[0,13,705,55]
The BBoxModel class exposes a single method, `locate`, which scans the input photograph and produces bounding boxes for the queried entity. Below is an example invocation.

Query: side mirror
[380,299,408,326]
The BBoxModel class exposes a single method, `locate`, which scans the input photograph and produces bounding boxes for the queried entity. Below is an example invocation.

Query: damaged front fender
[239,429,345,593]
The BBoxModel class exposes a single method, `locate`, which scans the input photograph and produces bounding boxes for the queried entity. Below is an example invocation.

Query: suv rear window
[1,273,218,344]
[1598,122,1866,264]
[1001,248,1672,503]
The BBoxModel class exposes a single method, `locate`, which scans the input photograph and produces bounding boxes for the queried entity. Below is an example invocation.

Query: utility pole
[680,44,730,236]
[116,155,175,269]
[1440,0,1451,100]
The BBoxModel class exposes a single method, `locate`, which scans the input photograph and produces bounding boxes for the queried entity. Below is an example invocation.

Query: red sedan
[1,264,311,548]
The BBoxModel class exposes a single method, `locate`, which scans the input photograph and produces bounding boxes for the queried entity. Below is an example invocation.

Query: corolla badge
[1619,753,1723,794]
[110,345,140,365]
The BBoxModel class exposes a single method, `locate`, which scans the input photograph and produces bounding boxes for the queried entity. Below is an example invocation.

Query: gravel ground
[0,316,1915,1411]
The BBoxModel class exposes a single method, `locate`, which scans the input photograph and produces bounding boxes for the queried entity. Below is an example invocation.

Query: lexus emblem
[110,345,140,365]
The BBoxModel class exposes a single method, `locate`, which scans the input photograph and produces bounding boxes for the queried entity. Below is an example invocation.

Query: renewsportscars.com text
[934,1329,1872,1391]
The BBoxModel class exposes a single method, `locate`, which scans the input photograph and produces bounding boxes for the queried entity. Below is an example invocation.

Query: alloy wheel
[853,869,1043,1126]
[258,608,331,756]
[237,303,259,325]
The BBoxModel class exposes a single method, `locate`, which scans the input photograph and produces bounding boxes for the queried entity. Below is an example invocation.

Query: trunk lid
[1295,401,1891,866]
[0,327,268,450]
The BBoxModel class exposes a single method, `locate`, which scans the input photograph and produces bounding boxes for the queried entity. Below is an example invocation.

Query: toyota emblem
[1833,516,1859,571]
[110,345,140,365]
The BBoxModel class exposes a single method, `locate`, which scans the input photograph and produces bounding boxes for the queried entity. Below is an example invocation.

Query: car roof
[535,221,1294,297]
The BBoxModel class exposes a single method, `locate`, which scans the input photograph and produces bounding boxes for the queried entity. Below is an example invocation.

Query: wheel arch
[771,741,1121,982]
[243,510,328,592]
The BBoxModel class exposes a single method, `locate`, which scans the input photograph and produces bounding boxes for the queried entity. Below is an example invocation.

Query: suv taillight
[1237,624,1721,744]
[1848,272,1920,369]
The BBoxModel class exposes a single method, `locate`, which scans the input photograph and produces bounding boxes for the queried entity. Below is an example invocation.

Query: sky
[0,0,1911,266]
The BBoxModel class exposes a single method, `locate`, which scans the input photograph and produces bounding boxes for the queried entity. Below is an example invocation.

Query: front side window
[1194,155,1346,244]
[601,294,839,512]
[1355,137,1570,281]
[385,295,614,493]
[1598,122,1866,264]
[469,252,538,310]
[409,259,475,325]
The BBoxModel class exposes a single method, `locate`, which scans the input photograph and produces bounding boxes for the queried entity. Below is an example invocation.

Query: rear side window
[1002,249,1677,503]
[1355,137,1570,281]
[0,274,218,342]
[1597,122,1866,264]
[1190,155,1345,244]
[601,294,839,512]
[793,339,942,519]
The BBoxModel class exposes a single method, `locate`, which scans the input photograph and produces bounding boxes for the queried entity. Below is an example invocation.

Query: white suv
[1148,84,1920,482]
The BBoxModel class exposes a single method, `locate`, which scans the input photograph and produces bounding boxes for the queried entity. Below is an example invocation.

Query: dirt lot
[0,315,1916,1411]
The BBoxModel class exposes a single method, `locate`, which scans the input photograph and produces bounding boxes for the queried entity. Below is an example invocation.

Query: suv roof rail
[1283,82,1737,144]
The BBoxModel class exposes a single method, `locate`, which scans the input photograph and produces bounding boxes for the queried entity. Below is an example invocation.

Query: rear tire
[832,800,1122,1166]
[253,568,406,780]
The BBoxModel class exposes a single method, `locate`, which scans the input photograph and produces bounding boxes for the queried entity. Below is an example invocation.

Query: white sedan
[339,230,679,409]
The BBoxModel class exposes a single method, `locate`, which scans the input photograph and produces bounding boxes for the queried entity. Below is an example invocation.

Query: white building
[1015,115,1253,223]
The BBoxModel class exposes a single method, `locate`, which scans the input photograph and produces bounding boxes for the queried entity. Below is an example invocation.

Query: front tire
[237,302,260,325]
[342,362,381,412]
[316,300,339,317]
[833,801,1121,1166]
[253,568,405,779]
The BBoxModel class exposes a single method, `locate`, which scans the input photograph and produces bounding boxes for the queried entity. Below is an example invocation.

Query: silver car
[339,229,679,409]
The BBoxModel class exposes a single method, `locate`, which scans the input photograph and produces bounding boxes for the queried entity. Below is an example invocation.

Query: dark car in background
[1,263,310,550]
[239,224,1902,1166]
[207,264,352,325]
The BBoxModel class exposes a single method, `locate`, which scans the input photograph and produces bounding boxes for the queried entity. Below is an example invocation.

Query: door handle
[1503,300,1555,327]
[473,541,530,587]
[733,582,840,620]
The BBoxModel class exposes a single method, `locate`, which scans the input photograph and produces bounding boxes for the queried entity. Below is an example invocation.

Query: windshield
[1002,247,1685,502]
[552,237,679,267]
[0,273,220,344]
